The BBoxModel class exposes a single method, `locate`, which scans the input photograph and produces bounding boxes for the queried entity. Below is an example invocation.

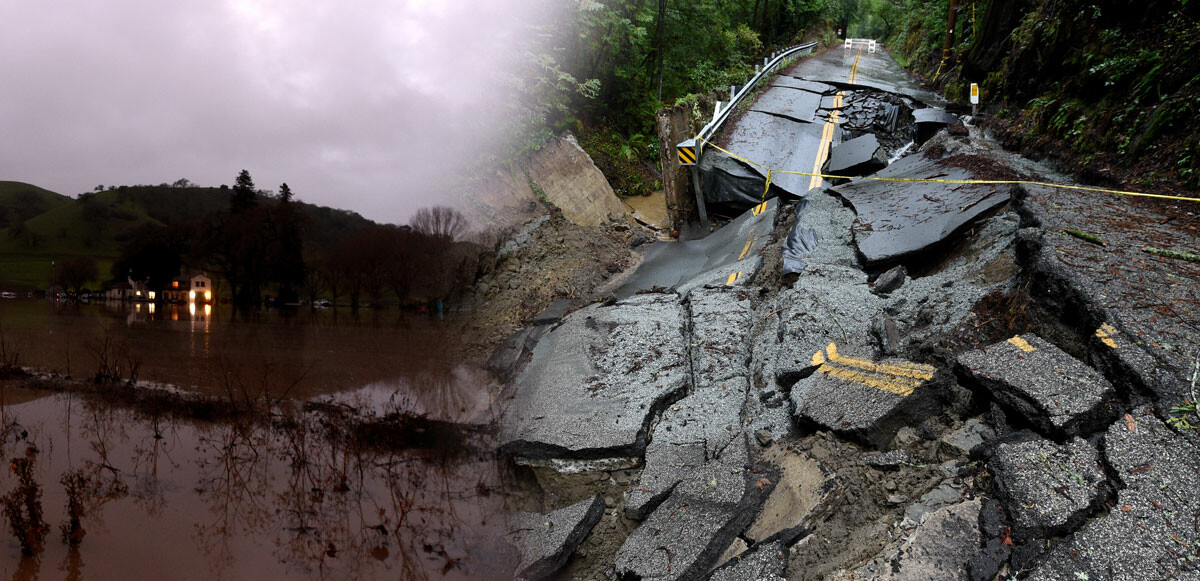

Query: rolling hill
[0,182,378,291]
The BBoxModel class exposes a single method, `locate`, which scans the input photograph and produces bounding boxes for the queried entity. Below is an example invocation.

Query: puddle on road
[0,386,516,580]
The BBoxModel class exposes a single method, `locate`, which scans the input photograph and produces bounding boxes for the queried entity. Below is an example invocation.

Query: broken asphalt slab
[625,376,749,520]
[614,434,773,581]
[1026,407,1200,580]
[988,435,1108,541]
[1014,183,1200,413]
[499,293,690,460]
[688,287,754,386]
[825,133,888,178]
[751,84,825,124]
[506,494,606,580]
[912,108,959,145]
[830,153,1011,266]
[716,109,835,197]
[957,334,1117,438]
[792,342,943,448]
[615,198,778,299]
[706,540,789,581]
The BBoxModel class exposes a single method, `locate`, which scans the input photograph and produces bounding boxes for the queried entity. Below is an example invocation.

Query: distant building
[162,274,213,303]
[104,278,154,301]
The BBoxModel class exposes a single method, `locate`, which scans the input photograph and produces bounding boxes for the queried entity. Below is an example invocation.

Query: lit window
[204,291,212,301]
[148,291,155,300]
[172,281,179,288]
[189,290,196,301]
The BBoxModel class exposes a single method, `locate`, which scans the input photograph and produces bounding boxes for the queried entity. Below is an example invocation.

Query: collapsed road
[498,44,1200,581]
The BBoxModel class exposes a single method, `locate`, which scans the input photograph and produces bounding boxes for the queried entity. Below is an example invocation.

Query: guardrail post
[690,166,709,229]
[730,85,736,100]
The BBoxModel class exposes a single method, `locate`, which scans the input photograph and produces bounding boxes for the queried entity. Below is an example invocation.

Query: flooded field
[0,298,515,579]
[0,299,492,416]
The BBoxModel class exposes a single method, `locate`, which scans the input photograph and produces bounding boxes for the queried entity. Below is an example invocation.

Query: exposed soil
[458,209,640,361]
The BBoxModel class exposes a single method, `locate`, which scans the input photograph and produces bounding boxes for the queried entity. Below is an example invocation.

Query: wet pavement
[498,40,1200,581]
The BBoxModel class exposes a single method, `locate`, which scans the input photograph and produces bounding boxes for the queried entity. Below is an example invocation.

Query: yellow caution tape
[695,137,1200,204]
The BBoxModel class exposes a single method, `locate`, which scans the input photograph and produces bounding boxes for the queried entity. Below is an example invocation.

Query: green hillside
[0,181,72,230]
[0,183,377,291]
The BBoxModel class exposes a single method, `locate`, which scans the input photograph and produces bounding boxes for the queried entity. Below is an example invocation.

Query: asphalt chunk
[499,293,690,459]
[625,377,749,520]
[792,342,941,448]
[506,495,606,580]
[831,154,1011,266]
[614,435,770,581]
[988,435,1107,541]
[706,540,788,581]
[1027,407,1200,580]
[957,334,1116,438]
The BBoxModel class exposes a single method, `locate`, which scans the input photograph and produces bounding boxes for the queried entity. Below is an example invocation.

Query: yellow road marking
[738,235,759,260]
[1095,323,1119,349]
[752,201,768,215]
[1007,336,1037,352]
[820,364,918,396]
[808,51,859,192]
[811,342,934,397]
[726,272,741,285]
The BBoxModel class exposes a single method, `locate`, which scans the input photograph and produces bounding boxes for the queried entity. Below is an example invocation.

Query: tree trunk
[943,0,959,64]
[655,0,666,101]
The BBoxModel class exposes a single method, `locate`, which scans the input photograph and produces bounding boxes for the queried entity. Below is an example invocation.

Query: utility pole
[942,0,959,66]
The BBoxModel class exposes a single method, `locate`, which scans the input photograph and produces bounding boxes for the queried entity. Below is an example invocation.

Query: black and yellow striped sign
[677,139,699,166]
[678,146,697,165]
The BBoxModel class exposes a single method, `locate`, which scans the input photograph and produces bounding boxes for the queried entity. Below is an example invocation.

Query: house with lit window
[163,274,213,303]
[104,278,155,301]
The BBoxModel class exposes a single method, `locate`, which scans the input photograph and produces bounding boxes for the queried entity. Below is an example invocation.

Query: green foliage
[503,0,841,160]
[578,129,658,197]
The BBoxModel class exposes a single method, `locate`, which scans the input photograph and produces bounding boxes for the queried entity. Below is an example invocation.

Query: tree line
[107,170,473,311]
[507,0,860,151]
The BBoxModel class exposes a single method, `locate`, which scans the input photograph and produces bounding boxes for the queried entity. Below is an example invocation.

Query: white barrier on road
[845,38,877,54]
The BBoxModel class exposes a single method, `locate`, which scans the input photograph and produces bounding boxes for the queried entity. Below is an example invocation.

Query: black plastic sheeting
[698,152,782,205]
[781,198,820,277]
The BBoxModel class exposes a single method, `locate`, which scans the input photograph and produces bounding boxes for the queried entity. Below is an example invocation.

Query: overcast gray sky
[0,0,545,225]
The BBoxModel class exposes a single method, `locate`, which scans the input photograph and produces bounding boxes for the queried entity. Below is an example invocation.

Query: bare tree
[408,206,468,244]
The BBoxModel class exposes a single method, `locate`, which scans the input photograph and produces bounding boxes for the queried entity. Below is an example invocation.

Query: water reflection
[0,299,474,402]
[0,390,516,579]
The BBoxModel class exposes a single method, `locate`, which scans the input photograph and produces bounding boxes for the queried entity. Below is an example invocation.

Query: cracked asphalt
[499,45,1200,581]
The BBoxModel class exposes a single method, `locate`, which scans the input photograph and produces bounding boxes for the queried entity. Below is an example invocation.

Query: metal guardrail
[676,41,818,167]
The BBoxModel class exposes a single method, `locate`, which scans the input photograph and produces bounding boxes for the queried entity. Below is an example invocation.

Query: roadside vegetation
[856,0,1200,196]
[499,0,866,200]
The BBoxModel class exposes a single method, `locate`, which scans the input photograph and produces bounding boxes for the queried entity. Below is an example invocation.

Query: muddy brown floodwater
[0,298,516,579]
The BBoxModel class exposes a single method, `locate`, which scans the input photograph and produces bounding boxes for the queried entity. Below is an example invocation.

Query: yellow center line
[726,272,741,285]
[808,51,859,192]
[1007,336,1037,353]
[810,342,935,397]
[738,235,759,260]
[1095,323,1119,349]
